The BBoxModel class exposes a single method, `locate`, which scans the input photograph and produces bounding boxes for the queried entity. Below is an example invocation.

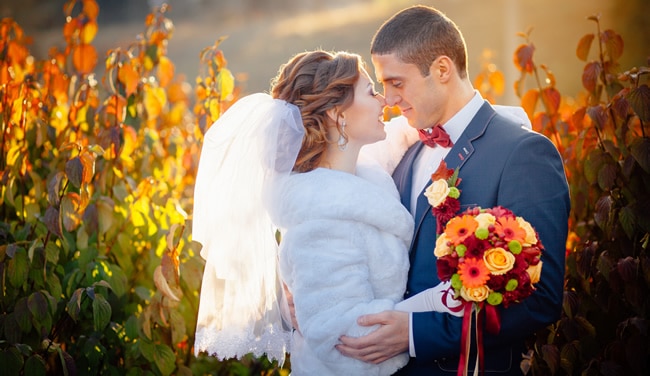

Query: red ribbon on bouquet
[457,303,502,376]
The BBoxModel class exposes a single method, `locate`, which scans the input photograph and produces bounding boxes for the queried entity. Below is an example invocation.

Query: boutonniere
[423,160,461,234]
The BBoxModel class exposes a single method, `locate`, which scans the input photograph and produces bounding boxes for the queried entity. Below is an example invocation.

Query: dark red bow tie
[418,125,453,148]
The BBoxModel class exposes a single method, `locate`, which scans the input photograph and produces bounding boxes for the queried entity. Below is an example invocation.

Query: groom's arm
[336,310,410,363]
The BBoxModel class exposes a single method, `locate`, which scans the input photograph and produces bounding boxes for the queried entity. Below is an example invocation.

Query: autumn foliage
[1,1,648,375]
[0,1,278,375]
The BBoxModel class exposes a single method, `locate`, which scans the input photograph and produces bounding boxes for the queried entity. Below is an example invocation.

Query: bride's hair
[270,50,361,173]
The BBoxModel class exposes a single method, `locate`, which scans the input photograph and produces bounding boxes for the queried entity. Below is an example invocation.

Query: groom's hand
[336,310,409,364]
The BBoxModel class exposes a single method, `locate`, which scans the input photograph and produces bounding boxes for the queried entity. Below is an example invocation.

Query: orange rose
[483,247,515,275]
[434,233,453,257]
[475,212,496,229]
[460,285,490,302]
[527,261,543,284]
[516,217,538,246]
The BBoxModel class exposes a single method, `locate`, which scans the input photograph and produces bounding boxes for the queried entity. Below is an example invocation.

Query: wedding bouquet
[424,161,544,375]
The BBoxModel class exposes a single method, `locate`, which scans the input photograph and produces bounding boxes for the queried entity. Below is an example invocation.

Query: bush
[0,1,283,375]
[502,15,650,376]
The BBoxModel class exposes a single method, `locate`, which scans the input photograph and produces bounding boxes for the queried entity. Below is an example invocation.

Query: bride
[192,50,525,374]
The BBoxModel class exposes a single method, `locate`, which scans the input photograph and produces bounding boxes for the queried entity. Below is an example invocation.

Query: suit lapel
[412,102,497,234]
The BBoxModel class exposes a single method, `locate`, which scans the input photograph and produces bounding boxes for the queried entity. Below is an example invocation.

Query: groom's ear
[431,56,453,83]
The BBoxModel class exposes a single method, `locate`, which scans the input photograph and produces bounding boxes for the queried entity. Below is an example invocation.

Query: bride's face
[342,71,387,148]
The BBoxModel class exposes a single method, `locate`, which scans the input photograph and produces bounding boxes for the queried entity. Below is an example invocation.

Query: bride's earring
[337,120,347,151]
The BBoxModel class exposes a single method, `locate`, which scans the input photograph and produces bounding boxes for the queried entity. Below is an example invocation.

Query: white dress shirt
[407,91,484,357]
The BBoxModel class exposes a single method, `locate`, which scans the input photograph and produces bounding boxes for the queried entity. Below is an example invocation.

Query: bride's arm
[394,281,463,315]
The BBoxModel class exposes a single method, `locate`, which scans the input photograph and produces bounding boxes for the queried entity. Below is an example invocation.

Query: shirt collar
[442,90,484,144]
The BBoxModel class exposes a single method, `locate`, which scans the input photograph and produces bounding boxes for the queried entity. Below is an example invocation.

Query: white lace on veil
[192,93,304,364]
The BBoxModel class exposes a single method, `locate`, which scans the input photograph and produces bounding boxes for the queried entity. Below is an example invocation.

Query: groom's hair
[371,5,468,79]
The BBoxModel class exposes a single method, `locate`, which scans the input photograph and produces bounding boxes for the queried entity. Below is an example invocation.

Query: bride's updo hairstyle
[270,50,361,173]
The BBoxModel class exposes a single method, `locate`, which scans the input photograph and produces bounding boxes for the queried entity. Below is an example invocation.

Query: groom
[336,5,570,375]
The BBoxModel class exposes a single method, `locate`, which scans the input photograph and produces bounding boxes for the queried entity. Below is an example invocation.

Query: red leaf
[601,29,624,61]
[431,160,454,181]
[626,84,650,122]
[514,44,535,73]
[582,62,602,92]
[541,87,561,115]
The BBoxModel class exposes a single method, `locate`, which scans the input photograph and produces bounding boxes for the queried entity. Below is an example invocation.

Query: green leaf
[574,315,597,338]
[125,315,139,341]
[66,288,84,321]
[139,339,155,362]
[597,162,618,191]
[619,206,636,239]
[92,293,112,331]
[0,347,24,375]
[8,247,28,288]
[3,314,22,343]
[47,172,65,207]
[541,344,560,374]
[594,195,612,231]
[14,298,32,333]
[584,149,609,184]
[65,157,84,189]
[43,206,63,239]
[626,84,650,122]
[630,137,650,173]
[153,344,176,376]
[48,274,63,304]
[27,291,48,322]
[169,310,186,345]
[24,354,46,375]
[596,251,614,281]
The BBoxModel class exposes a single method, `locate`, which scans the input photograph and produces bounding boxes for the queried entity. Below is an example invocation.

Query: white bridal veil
[192,93,304,364]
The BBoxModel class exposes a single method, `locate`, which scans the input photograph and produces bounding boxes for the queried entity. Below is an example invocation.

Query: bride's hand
[283,283,300,333]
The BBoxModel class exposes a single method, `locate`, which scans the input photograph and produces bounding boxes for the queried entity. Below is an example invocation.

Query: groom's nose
[384,90,401,107]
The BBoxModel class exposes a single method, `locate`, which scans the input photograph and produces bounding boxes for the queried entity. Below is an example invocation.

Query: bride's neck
[319,144,360,175]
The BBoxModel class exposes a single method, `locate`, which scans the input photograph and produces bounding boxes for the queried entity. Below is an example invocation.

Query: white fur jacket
[269,164,414,375]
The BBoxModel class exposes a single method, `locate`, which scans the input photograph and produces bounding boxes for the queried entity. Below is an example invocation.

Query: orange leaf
[488,70,505,96]
[103,94,127,117]
[82,0,100,20]
[72,44,98,74]
[576,33,594,61]
[157,56,175,88]
[118,62,139,96]
[513,44,535,73]
[214,50,227,69]
[62,19,77,42]
[540,64,556,88]
[521,89,539,119]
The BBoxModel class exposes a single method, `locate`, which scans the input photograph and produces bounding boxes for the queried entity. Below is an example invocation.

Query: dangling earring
[337,120,347,151]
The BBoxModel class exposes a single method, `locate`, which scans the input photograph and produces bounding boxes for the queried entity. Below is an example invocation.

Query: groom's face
[371,53,441,130]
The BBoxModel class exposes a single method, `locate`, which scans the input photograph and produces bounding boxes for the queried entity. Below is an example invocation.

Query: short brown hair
[271,50,362,172]
[370,5,468,78]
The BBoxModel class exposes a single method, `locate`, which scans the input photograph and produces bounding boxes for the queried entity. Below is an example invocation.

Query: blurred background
[2,0,649,105]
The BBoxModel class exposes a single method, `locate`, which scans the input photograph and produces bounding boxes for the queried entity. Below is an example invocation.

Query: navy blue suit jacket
[393,102,570,375]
